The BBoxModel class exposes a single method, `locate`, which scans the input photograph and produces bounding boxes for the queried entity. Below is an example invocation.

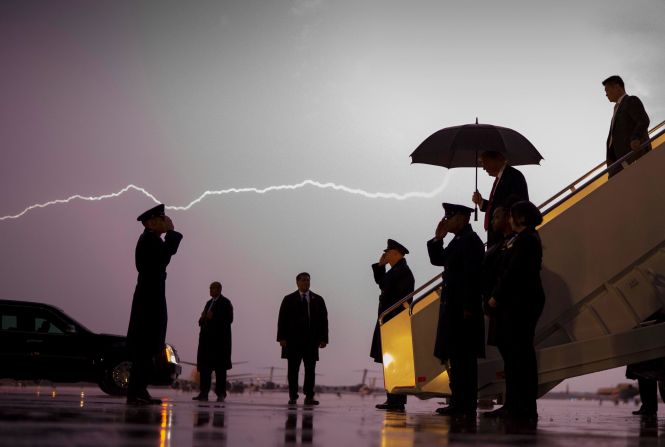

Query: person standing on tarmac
[370,239,415,411]
[126,204,183,405]
[192,281,233,403]
[485,200,545,421]
[428,203,485,417]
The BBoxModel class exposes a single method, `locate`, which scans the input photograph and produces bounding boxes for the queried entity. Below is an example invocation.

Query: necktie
[301,294,309,327]
[484,176,500,231]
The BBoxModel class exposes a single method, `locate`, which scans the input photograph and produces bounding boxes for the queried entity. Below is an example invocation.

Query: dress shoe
[192,394,208,401]
[288,398,297,405]
[216,396,225,403]
[304,398,319,405]
[482,406,508,418]
[375,402,405,411]
[633,406,657,416]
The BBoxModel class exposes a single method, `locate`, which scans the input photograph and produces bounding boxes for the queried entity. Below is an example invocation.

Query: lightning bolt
[0,176,450,221]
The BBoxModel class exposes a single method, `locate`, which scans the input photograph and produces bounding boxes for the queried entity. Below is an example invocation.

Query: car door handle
[26,339,44,343]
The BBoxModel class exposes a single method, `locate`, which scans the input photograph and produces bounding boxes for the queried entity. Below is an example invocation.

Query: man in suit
[603,75,651,177]
[370,239,415,411]
[193,281,233,403]
[277,272,329,405]
[126,204,183,405]
[428,203,485,416]
[472,151,529,246]
[481,205,515,348]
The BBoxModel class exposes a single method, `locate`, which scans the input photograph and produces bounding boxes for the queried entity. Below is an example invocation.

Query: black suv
[0,299,181,396]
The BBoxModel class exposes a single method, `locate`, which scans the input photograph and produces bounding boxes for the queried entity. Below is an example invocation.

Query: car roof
[0,299,65,312]
[0,299,91,332]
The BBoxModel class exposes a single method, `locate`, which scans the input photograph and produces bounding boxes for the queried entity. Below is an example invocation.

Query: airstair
[379,120,665,400]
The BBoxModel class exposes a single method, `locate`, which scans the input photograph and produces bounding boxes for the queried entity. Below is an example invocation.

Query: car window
[1,314,18,331]
[35,317,64,334]
[0,308,68,334]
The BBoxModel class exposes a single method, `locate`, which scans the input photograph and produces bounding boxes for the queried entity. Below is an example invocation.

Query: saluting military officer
[370,239,415,411]
[427,203,485,416]
[126,204,183,405]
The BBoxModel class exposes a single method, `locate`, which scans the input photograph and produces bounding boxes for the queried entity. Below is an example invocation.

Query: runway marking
[0,177,449,221]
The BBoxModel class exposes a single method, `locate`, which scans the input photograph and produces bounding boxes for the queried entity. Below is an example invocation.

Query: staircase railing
[539,119,665,217]
[379,119,665,326]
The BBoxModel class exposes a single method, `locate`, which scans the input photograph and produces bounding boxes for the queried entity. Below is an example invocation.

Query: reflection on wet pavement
[1,386,665,446]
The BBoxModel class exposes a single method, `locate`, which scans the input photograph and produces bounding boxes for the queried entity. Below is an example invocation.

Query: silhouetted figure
[485,201,544,421]
[472,151,528,246]
[277,272,328,405]
[482,204,517,347]
[370,239,415,411]
[428,203,485,416]
[126,204,183,405]
[603,75,651,177]
[193,281,233,403]
[626,311,665,416]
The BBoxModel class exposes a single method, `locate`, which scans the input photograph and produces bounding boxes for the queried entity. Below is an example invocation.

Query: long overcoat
[491,228,545,345]
[369,258,415,363]
[427,224,485,362]
[196,295,233,370]
[277,291,328,361]
[127,229,183,354]
[481,234,511,346]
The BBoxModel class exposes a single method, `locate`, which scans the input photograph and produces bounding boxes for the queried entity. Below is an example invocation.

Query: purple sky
[1,0,664,391]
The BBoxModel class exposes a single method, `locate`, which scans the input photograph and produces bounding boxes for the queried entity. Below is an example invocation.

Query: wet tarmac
[1,385,664,446]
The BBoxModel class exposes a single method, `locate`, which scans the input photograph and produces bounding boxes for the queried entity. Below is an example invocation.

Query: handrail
[409,280,445,316]
[539,118,665,217]
[378,273,442,325]
[375,120,665,327]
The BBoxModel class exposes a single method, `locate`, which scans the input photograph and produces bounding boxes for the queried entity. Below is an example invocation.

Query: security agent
[427,203,485,416]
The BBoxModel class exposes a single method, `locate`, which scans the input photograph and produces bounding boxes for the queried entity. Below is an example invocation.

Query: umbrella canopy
[410,122,543,168]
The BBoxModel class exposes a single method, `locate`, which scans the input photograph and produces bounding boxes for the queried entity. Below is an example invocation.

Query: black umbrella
[410,119,543,219]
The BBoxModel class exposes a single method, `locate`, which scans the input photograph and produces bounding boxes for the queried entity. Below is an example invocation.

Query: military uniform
[126,204,183,403]
[370,239,415,409]
[428,204,484,414]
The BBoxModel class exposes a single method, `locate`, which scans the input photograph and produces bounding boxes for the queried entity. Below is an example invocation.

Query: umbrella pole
[474,148,479,221]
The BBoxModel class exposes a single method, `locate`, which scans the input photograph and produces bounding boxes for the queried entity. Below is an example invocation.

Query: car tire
[99,359,132,396]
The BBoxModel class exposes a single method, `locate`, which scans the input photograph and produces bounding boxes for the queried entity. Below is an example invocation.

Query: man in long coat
[427,203,484,416]
[193,281,233,402]
[126,204,183,405]
[370,239,415,411]
[277,272,328,405]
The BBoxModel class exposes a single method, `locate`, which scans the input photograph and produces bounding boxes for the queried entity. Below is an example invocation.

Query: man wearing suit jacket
[603,75,651,178]
[277,272,329,405]
[472,151,529,246]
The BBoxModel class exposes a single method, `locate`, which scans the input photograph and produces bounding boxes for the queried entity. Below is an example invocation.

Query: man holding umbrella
[471,151,529,246]
[410,120,541,246]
